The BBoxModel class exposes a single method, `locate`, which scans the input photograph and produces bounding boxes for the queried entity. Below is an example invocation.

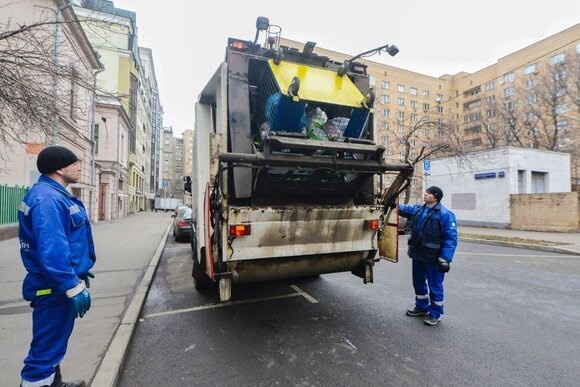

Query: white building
[425,147,571,228]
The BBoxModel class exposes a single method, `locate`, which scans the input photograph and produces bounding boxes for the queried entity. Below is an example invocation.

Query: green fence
[0,184,29,225]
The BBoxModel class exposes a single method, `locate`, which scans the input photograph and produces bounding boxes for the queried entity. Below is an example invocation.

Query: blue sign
[423,160,431,175]
[162,180,168,187]
[474,172,497,180]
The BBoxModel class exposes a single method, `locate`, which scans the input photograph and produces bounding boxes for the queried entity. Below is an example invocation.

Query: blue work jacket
[18,175,96,301]
[399,202,457,262]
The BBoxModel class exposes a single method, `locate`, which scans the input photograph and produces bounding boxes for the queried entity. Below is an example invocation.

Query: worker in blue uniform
[18,145,95,387]
[397,186,457,326]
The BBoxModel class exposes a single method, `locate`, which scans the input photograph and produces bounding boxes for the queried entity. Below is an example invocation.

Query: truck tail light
[229,39,248,51]
[365,219,380,230]
[229,224,252,237]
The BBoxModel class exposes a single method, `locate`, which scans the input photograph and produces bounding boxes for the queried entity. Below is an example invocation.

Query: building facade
[0,0,102,220]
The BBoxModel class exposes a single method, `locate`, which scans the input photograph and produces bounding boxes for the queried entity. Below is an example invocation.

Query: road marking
[143,284,318,319]
[289,285,319,303]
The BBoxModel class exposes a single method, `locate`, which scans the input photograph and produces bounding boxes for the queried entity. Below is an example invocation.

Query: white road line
[455,252,577,258]
[143,284,318,319]
[289,284,319,303]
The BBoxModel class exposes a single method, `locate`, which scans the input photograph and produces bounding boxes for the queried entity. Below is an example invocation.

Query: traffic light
[184,176,192,193]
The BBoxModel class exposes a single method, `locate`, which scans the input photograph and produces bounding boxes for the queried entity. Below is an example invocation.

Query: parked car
[399,216,412,235]
[172,207,193,242]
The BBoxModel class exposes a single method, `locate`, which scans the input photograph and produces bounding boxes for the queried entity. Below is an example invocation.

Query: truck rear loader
[187,17,413,302]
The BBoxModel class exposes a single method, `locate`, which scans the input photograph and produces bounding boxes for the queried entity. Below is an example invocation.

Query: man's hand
[437,257,450,273]
[82,272,95,288]
[71,289,91,318]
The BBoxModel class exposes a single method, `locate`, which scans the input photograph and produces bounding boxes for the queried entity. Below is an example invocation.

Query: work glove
[71,289,91,318]
[437,257,451,273]
[82,272,95,288]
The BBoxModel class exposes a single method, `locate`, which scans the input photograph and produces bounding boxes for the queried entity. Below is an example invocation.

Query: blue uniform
[399,202,457,319]
[18,175,95,384]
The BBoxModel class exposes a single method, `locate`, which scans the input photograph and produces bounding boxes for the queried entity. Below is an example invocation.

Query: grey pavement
[0,213,578,386]
[0,211,172,387]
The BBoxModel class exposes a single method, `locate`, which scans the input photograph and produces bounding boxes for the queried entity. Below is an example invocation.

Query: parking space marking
[143,284,318,319]
[290,285,318,303]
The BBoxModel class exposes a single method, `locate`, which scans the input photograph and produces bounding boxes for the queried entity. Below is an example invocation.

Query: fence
[0,184,29,225]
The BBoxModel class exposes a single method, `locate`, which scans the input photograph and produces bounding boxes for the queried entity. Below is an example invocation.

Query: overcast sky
[112,0,579,137]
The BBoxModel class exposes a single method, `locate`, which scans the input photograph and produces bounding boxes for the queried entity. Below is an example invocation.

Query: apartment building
[281,23,579,200]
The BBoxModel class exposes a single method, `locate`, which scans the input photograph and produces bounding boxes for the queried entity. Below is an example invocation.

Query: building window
[553,68,567,80]
[398,124,405,132]
[436,105,443,113]
[410,100,418,109]
[556,120,568,132]
[503,72,515,83]
[556,86,566,97]
[436,93,444,102]
[504,87,515,97]
[398,84,405,93]
[555,103,568,114]
[423,103,430,112]
[550,53,565,65]
[423,90,430,98]
[486,95,496,104]
[381,81,390,89]
[397,97,405,106]
[525,79,537,89]
[485,81,496,91]
[381,108,390,116]
[397,111,405,120]
[410,87,418,96]
[526,94,538,105]
[524,63,537,75]
[381,94,390,103]
[369,76,376,86]
[383,122,390,130]
[505,101,515,111]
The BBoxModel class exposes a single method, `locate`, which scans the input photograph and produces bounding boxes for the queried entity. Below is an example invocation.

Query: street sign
[162,180,168,188]
[423,160,431,175]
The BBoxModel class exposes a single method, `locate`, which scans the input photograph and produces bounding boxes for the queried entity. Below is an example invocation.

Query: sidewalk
[0,214,578,386]
[460,226,580,256]
[0,211,172,387]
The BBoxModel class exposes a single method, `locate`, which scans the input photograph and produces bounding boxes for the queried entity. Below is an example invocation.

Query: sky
[112,0,579,137]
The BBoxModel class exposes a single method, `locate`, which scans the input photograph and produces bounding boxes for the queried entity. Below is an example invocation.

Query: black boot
[48,365,86,387]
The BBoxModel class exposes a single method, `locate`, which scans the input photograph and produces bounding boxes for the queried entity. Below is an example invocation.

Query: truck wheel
[192,247,212,291]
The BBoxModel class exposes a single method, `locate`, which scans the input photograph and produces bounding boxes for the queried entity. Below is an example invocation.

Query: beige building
[281,23,579,201]
[0,0,102,220]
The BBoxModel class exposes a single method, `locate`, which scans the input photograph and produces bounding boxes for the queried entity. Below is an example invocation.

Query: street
[118,238,580,386]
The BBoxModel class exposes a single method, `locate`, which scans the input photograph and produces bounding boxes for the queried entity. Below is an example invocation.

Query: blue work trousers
[412,259,446,319]
[21,293,75,384]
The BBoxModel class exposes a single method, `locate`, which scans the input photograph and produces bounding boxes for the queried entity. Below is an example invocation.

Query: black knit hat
[426,186,444,201]
[37,146,79,174]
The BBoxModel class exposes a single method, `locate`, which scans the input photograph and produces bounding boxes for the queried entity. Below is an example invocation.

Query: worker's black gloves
[82,272,95,288]
[385,199,397,209]
[437,257,450,273]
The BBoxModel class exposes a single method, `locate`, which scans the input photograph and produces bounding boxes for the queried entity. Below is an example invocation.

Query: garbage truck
[187,17,413,302]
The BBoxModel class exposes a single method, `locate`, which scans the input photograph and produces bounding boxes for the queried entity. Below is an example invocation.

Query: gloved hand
[437,257,451,273]
[71,289,91,318]
[384,198,397,209]
[82,272,95,288]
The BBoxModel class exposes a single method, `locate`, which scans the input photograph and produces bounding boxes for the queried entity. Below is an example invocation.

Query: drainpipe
[89,67,105,223]
[50,0,72,145]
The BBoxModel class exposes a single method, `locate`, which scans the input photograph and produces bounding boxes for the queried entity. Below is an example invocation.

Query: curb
[90,222,172,387]
[459,237,580,256]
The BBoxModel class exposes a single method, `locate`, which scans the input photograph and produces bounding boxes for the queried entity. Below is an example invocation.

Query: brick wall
[510,192,580,232]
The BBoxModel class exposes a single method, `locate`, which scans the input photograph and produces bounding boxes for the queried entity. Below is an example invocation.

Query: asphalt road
[118,238,580,386]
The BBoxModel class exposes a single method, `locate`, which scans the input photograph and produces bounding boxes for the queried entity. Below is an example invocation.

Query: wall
[511,192,579,232]
[426,147,571,228]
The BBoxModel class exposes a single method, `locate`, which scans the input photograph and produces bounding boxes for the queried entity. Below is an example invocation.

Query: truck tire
[192,247,212,291]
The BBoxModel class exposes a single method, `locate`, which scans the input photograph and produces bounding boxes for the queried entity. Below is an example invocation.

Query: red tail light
[229,40,248,51]
[364,219,380,230]
[229,224,251,236]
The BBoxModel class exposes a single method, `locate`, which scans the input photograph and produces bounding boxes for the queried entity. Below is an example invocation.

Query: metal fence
[0,184,29,225]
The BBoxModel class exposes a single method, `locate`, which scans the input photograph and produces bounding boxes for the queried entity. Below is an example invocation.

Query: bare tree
[377,102,463,203]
